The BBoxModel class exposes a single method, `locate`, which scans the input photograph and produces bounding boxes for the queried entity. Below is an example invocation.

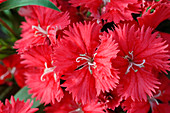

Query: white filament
[76,53,97,74]
[69,108,84,113]
[102,0,110,5]
[149,90,162,111]
[32,25,51,37]
[76,57,89,63]
[125,51,145,74]
[41,62,56,82]
[10,67,16,75]
[0,71,10,80]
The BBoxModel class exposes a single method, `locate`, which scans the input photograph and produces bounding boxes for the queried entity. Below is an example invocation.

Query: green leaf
[14,86,41,108]
[0,0,61,12]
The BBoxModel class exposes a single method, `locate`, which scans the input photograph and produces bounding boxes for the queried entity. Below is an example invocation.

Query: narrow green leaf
[0,0,60,12]
[14,86,41,108]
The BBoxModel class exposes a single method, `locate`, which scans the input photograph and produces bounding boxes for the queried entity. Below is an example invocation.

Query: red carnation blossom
[98,89,122,111]
[52,22,119,104]
[0,64,11,85]
[137,2,170,51]
[2,54,27,87]
[138,3,170,30]
[45,91,104,113]
[0,96,38,113]
[111,24,170,101]
[56,0,84,23]
[14,2,70,53]
[101,0,138,23]
[69,0,105,18]
[21,45,63,104]
[122,73,170,113]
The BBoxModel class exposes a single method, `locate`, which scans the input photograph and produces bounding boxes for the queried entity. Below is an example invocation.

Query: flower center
[124,51,145,74]
[148,90,162,111]
[41,62,56,82]
[32,24,50,37]
[76,53,97,74]
[0,71,10,80]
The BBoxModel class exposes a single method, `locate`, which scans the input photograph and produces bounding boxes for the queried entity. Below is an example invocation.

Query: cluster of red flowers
[0,0,170,113]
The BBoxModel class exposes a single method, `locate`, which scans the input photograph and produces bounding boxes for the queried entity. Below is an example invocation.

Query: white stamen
[149,90,162,111]
[124,51,145,74]
[125,63,133,74]
[128,51,134,59]
[133,59,145,68]
[69,108,84,113]
[102,0,110,5]
[10,67,16,75]
[76,57,89,63]
[41,62,56,82]
[153,90,162,98]
[76,53,97,74]
[142,0,145,8]
[32,25,50,37]
[54,73,57,82]
[0,71,10,80]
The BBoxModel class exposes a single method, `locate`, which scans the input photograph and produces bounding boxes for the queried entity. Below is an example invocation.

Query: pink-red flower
[14,1,70,53]
[101,0,139,23]
[0,96,38,113]
[137,2,170,50]
[21,44,63,104]
[122,73,170,113]
[98,89,122,111]
[69,0,104,18]
[138,2,170,30]
[45,91,104,113]
[56,0,84,23]
[52,21,119,104]
[2,54,27,87]
[111,23,170,101]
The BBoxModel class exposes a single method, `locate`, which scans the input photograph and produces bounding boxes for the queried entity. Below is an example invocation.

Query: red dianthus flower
[45,91,104,113]
[122,73,170,113]
[52,21,119,104]
[2,54,27,87]
[101,0,138,23]
[21,45,63,104]
[111,24,170,101]
[138,3,170,30]
[0,96,38,113]
[14,1,70,53]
